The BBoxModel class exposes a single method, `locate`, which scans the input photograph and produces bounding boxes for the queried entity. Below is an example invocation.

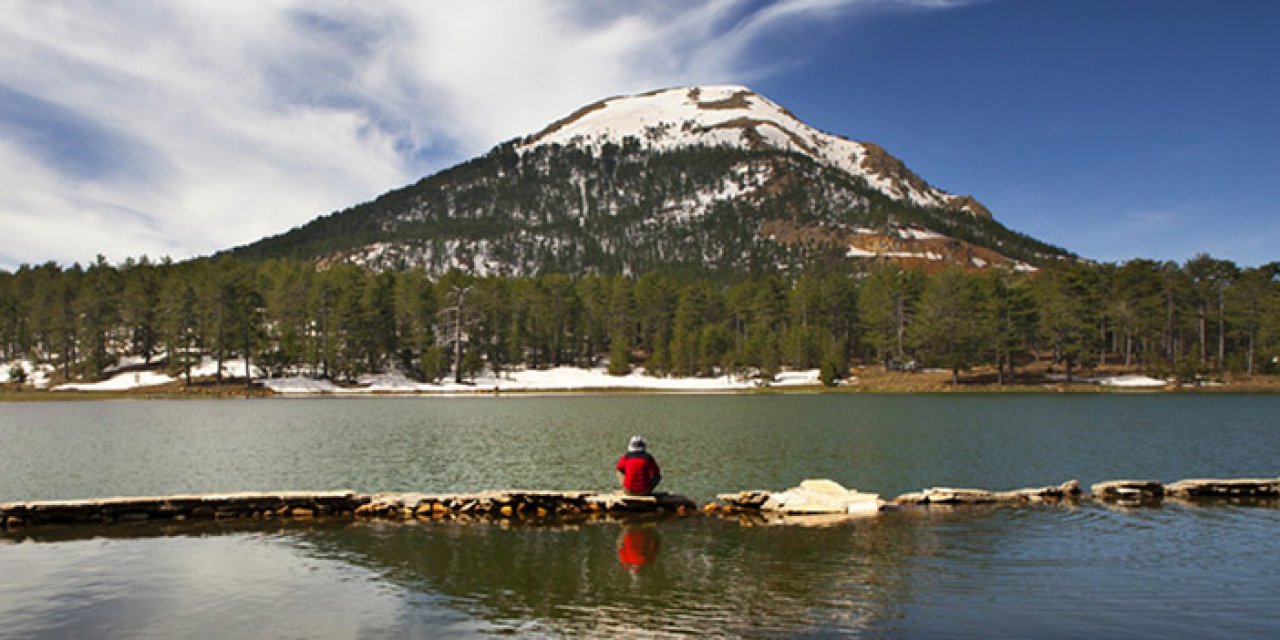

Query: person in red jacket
[615,435,661,495]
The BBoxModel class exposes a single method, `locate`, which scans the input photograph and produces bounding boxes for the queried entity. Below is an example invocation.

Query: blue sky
[1,1,1276,269]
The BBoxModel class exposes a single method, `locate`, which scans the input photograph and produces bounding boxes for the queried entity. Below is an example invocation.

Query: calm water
[3,394,1280,638]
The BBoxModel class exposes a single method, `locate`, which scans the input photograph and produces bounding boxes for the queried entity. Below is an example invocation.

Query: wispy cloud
[0,0,958,268]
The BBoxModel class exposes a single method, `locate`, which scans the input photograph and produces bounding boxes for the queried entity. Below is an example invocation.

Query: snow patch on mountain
[657,161,768,223]
[519,85,980,216]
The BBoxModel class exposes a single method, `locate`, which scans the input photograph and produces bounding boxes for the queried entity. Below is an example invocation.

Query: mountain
[228,85,1070,276]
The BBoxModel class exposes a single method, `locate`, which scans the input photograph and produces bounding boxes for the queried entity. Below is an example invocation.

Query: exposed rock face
[758,219,1025,272]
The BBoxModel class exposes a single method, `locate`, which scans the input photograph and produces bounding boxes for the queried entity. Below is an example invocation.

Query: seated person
[615,435,661,496]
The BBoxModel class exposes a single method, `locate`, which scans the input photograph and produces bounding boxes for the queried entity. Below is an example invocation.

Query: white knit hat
[628,435,646,452]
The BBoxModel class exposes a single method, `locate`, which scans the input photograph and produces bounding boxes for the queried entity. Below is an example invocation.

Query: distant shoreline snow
[262,367,824,395]
[26,358,826,395]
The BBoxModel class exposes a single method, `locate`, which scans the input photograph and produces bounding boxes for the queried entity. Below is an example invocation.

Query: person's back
[615,435,661,495]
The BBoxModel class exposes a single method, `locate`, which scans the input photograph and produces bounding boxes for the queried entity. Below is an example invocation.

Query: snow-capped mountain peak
[232,84,1071,276]
[519,85,989,218]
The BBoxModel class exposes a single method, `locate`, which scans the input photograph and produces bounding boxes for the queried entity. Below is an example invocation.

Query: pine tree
[818,338,847,387]
[1185,254,1238,373]
[978,269,1038,384]
[858,265,922,368]
[607,331,631,375]
[161,276,200,385]
[1110,260,1164,368]
[1032,265,1101,381]
[361,270,399,372]
[698,323,733,375]
[79,255,122,380]
[909,267,984,385]
[606,276,635,376]
[121,256,163,363]
[1228,264,1279,374]
[437,271,475,382]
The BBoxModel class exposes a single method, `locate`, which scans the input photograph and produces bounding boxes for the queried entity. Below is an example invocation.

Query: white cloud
[0,0,956,269]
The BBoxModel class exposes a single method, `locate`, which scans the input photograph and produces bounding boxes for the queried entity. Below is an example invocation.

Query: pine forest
[3,254,1278,389]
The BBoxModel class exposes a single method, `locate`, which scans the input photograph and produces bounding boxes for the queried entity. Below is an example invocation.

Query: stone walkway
[3,477,1277,529]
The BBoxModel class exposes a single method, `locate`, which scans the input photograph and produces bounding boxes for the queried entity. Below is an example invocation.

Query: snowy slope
[520,85,986,217]
[232,84,1072,274]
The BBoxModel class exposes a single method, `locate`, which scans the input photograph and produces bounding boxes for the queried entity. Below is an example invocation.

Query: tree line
[2,254,1279,387]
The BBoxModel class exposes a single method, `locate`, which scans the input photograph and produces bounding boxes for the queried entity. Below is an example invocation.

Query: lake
[3,394,1279,638]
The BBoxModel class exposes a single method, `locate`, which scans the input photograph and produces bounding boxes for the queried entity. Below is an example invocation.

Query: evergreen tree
[607,331,631,375]
[395,270,439,380]
[121,256,163,363]
[698,323,733,375]
[437,270,475,382]
[576,275,611,366]
[1110,260,1164,368]
[818,338,847,387]
[909,268,984,385]
[633,273,675,356]
[79,255,122,379]
[1228,264,1279,374]
[858,265,922,368]
[1032,265,1101,380]
[1184,254,1238,373]
[361,270,399,372]
[978,269,1038,384]
[161,276,200,385]
[606,276,635,376]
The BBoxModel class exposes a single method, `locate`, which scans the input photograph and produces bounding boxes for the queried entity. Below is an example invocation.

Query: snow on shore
[56,371,176,391]
[0,359,54,388]
[9,354,823,394]
[264,367,823,395]
[189,357,265,380]
[50,357,261,391]
[1097,374,1168,388]
[264,376,342,393]
[1044,373,1170,388]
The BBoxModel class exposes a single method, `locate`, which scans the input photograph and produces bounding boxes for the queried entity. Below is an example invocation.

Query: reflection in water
[6,395,1280,636]
[616,525,660,572]
[4,503,1280,638]
[269,515,933,636]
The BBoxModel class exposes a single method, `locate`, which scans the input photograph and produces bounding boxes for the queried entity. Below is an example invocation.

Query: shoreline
[6,361,1280,401]
[5,380,1280,401]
